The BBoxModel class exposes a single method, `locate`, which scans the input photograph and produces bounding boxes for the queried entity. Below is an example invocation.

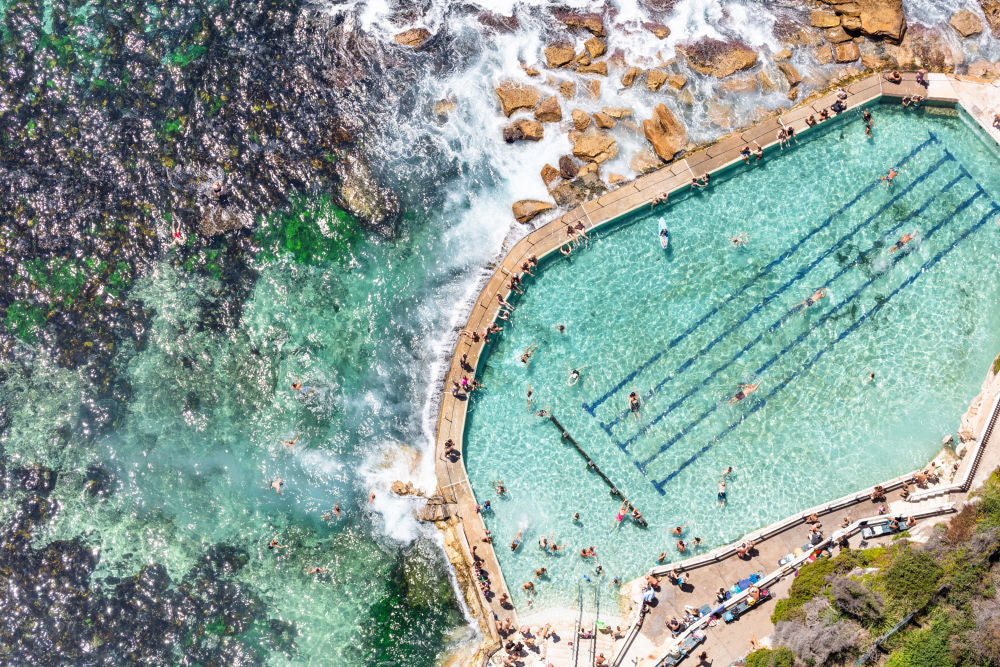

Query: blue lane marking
[602,154,959,435]
[652,203,1000,495]
[646,200,999,494]
[634,185,985,472]
[582,133,938,417]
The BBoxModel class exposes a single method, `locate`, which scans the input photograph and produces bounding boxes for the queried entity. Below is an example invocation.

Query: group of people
[739,141,764,164]
[690,172,711,189]
[560,221,590,256]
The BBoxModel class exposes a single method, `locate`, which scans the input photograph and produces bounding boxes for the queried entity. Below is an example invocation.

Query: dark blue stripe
[647,199,999,494]
[582,134,938,416]
[634,185,985,471]
[604,155,958,435]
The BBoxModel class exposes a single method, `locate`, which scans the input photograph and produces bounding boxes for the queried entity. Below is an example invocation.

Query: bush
[831,576,884,625]
[773,600,863,666]
[979,469,1000,530]
[745,646,795,667]
[883,612,954,667]
[771,557,838,623]
[943,503,978,545]
[882,546,943,608]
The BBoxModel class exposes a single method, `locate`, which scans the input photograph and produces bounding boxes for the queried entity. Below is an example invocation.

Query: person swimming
[718,481,728,506]
[613,501,628,531]
[729,381,761,404]
[730,233,748,247]
[568,369,580,386]
[888,229,917,253]
[629,392,641,420]
[510,528,523,551]
[880,167,899,188]
[795,288,828,312]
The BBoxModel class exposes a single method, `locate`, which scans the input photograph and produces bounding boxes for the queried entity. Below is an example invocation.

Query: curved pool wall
[459,98,1000,613]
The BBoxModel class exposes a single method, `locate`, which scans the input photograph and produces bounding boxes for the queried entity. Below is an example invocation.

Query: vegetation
[763,469,1000,666]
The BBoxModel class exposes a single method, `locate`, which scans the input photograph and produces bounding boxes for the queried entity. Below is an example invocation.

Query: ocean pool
[464,104,1000,612]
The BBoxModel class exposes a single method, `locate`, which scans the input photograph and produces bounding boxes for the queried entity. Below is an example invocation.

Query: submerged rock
[334,154,401,233]
[512,200,554,223]
[679,38,759,78]
[555,11,605,36]
[631,148,663,174]
[12,464,58,497]
[644,22,672,39]
[643,104,688,162]
[647,69,668,91]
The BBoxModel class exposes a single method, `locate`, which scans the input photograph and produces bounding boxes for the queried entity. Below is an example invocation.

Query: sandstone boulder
[394,28,432,47]
[858,0,906,42]
[834,40,861,62]
[503,119,543,142]
[643,103,687,162]
[391,480,424,496]
[572,130,618,163]
[816,44,835,64]
[593,112,615,128]
[775,47,793,60]
[585,37,607,58]
[556,11,605,36]
[549,171,607,207]
[811,10,840,28]
[587,79,601,98]
[541,164,560,186]
[521,62,540,77]
[559,80,576,98]
[608,173,626,184]
[576,51,591,67]
[495,81,541,116]
[559,155,580,179]
[512,199,554,223]
[722,75,758,93]
[668,74,687,89]
[644,22,671,39]
[571,109,591,130]
[630,148,663,174]
[622,66,641,87]
[545,42,576,68]
[534,96,562,122]
[777,61,802,86]
[647,69,668,91]
[950,9,984,37]
[825,26,852,43]
[679,39,758,78]
[983,0,1000,36]
[967,59,1000,78]
[602,106,632,118]
[893,24,965,70]
[578,61,609,76]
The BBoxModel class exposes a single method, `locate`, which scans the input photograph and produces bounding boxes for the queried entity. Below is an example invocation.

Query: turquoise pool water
[464,104,1000,612]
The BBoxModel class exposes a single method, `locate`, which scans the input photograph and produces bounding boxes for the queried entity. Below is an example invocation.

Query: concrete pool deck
[430,71,1000,665]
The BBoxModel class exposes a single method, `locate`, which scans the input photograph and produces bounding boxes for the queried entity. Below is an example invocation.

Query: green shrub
[745,646,796,667]
[882,546,943,608]
[979,469,1000,530]
[884,612,954,667]
[771,557,838,623]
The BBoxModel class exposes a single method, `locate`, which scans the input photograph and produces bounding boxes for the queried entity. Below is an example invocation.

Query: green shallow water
[464,105,1000,612]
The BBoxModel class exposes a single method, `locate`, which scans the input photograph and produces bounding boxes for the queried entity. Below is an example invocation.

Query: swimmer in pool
[730,233,749,248]
[880,167,899,188]
[794,288,829,312]
[613,501,628,531]
[520,344,538,366]
[510,528,523,551]
[718,481,728,506]
[629,392,641,420]
[888,230,917,253]
[568,369,580,385]
[729,381,761,404]
[280,434,298,448]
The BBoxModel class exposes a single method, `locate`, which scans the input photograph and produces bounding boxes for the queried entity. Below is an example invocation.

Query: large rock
[889,24,965,70]
[495,81,541,116]
[679,39,759,78]
[391,480,424,497]
[622,66,641,87]
[777,62,802,86]
[559,80,576,98]
[983,0,1000,36]
[578,61,609,76]
[643,103,687,162]
[667,74,688,89]
[834,40,860,62]
[967,59,1000,78]
[825,26,852,43]
[512,200,553,223]
[722,75,758,93]
[585,37,607,58]
[541,164,560,186]
[572,130,618,163]
[647,69,668,91]
[644,22,671,39]
[558,155,580,179]
[811,10,841,28]
[544,42,576,68]
[571,108,591,130]
[534,96,562,122]
[593,112,615,129]
[503,119,543,142]
[950,10,984,37]
[549,172,607,207]
[858,0,906,42]
[603,106,632,118]
[394,28,432,48]
[556,11,605,36]
[816,44,835,64]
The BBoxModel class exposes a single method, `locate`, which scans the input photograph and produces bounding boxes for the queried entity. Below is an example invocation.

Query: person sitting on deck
[806,114,817,127]
[870,485,886,502]
[888,518,900,531]
[994,114,1000,130]
[820,107,830,121]
[667,616,683,633]
[916,69,928,86]
[753,141,764,161]
[906,516,917,528]
[740,146,752,164]
[652,191,670,207]
[886,69,902,84]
